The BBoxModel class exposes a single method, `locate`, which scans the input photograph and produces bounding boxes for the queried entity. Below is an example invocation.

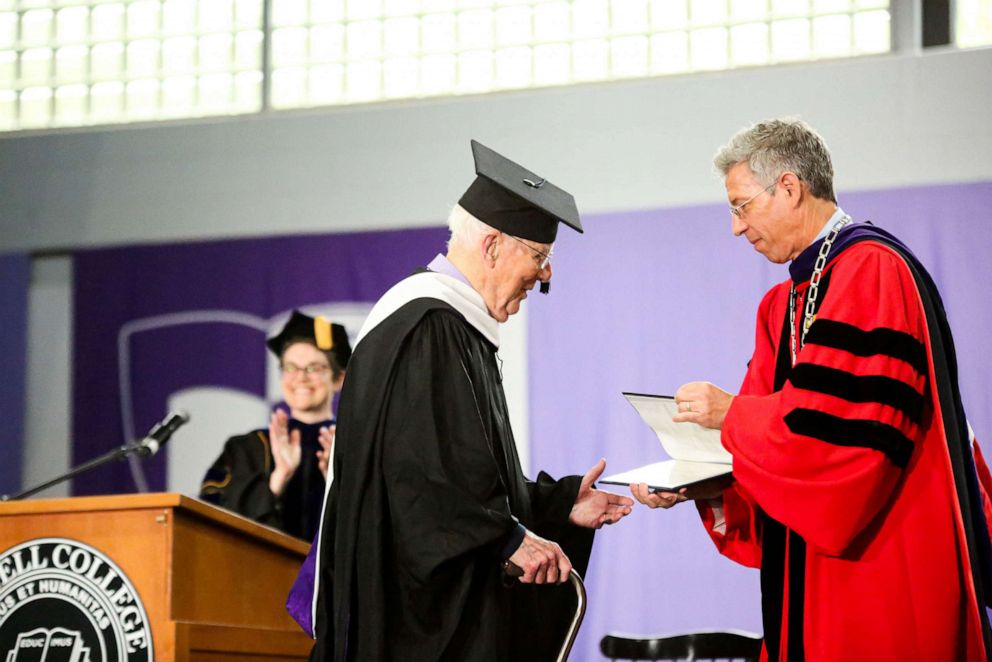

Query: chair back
[600,629,762,661]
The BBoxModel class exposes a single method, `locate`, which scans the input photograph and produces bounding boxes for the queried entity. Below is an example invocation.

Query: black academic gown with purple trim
[307,282,593,661]
[200,418,329,540]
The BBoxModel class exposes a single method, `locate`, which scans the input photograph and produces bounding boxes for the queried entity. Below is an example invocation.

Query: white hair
[446,204,494,251]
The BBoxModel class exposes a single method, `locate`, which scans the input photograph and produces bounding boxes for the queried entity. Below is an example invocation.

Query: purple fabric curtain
[0,253,30,496]
[529,181,992,660]
[71,228,446,495]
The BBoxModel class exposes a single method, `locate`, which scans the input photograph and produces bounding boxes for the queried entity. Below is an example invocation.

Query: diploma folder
[600,392,732,491]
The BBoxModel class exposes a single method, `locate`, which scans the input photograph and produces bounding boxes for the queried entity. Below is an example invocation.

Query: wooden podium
[0,493,314,661]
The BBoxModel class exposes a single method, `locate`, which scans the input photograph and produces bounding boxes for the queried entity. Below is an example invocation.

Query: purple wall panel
[0,253,29,496]
[72,228,448,495]
[528,182,992,660]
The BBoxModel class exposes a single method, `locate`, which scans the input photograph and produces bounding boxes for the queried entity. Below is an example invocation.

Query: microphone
[539,281,550,294]
[137,411,190,457]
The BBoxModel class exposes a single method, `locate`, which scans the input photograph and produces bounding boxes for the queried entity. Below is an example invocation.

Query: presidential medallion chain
[789,214,852,366]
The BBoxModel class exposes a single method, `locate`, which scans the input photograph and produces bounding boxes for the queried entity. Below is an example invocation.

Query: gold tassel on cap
[314,316,334,351]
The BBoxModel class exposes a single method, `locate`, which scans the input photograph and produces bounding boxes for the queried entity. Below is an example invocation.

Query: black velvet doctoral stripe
[761,518,787,662]
[804,319,928,377]
[788,363,924,424]
[786,530,807,662]
[784,408,914,468]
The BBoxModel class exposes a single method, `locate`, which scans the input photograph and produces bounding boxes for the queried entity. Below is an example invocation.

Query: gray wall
[2,47,991,253]
[5,45,991,492]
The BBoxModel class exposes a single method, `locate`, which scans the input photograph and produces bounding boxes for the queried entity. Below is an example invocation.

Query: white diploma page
[600,392,733,491]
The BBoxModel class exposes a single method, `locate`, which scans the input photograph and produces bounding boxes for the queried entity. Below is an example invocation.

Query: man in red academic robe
[633,118,992,661]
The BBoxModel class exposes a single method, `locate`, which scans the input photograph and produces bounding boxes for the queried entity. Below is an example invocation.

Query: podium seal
[0,538,153,662]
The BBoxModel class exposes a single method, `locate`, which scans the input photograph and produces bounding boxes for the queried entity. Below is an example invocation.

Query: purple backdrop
[0,253,29,496]
[72,228,447,495]
[529,181,992,660]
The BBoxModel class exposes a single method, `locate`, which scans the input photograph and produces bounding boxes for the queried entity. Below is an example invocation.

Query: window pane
[271,66,307,107]
[771,17,810,60]
[852,9,888,53]
[0,49,16,87]
[812,14,850,57]
[458,9,494,50]
[20,86,53,128]
[495,6,530,46]
[650,30,689,73]
[731,22,769,65]
[54,84,88,125]
[422,13,456,54]
[0,0,895,131]
[311,25,345,62]
[421,53,456,94]
[91,4,125,41]
[56,8,89,44]
[128,2,160,39]
[384,17,419,56]
[691,0,727,26]
[532,42,569,84]
[457,49,493,92]
[957,0,992,47]
[731,0,767,22]
[383,56,418,96]
[0,13,16,49]
[651,0,687,29]
[534,2,569,41]
[127,40,160,78]
[90,81,124,122]
[574,0,609,39]
[690,26,727,69]
[572,38,609,80]
[345,59,381,100]
[612,0,648,35]
[494,46,530,88]
[20,48,53,86]
[22,10,54,47]
[612,35,648,77]
[126,79,160,118]
[346,20,382,61]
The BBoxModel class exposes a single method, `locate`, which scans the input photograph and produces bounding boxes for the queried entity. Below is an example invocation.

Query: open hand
[568,459,634,528]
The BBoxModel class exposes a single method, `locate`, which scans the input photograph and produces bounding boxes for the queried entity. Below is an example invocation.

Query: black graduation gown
[200,418,330,540]
[310,297,593,662]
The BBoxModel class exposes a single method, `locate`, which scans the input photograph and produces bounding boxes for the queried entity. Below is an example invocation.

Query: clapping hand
[268,409,301,496]
[317,424,335,480]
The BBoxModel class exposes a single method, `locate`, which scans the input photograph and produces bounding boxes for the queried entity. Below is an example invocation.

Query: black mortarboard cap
[266,310,352,369]
[458,139,583,244]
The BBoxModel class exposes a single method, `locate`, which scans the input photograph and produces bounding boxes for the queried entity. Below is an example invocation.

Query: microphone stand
[1,441,154,502]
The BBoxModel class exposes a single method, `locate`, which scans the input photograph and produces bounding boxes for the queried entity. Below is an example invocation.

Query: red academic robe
[697,232,990,661]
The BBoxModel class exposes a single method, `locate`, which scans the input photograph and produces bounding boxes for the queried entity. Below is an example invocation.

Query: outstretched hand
[631,483,687,509]
[568,459,634,529]
[630,474,735,509]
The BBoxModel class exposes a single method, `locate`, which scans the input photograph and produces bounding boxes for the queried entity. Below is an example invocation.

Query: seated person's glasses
[281,362,330,376]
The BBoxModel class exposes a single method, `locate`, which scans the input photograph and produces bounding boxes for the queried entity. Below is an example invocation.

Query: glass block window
[0,0,897,132]
[268,0,892,110]
[0,0,264,131]
[957,0,992,47]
